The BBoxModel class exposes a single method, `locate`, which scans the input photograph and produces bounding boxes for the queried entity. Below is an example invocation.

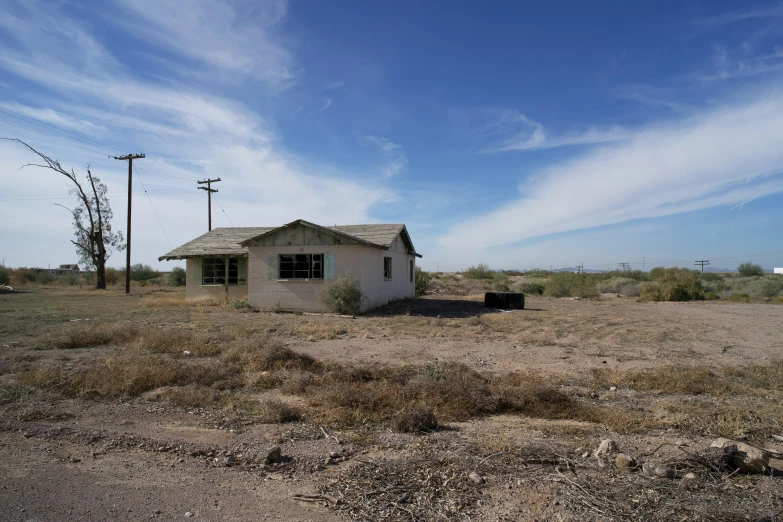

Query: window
[202,257,241,285]
[384,256,392,280]
[410,260,414,283]
[279,254,323,279]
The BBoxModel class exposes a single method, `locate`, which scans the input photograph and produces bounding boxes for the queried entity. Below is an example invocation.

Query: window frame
[201,257,242,286]
[410,259,414,283]
[278,253,324,280]
[384,256,393,280]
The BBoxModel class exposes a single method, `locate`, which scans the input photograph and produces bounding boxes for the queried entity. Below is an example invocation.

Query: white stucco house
[159,219,421,313]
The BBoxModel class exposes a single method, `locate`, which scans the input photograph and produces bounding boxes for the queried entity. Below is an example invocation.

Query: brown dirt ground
[1,286,782,521]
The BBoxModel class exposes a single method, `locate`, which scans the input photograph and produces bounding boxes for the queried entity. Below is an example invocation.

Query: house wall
[185,258,248,300]
[246,225,415,312]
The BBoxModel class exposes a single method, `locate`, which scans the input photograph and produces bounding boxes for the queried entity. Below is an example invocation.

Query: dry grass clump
[297,323,347,340]
[42,322,138,349]
[142,294,224,308]
[589,361,783,396]
[392,404,438,433]
[221,339,322,373]
[258,398,303,423]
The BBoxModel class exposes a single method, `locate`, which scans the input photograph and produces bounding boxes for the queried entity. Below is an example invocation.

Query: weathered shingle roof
[158,227,273,260]
[160,221,421,261]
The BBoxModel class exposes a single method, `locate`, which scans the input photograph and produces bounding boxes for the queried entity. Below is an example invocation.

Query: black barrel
[484,292,525,310]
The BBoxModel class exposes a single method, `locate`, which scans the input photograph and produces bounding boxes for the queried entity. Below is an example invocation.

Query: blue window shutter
[324,254,335,280]
[268,255,278,280]
[238,257,247,284]
[194,259,202,285]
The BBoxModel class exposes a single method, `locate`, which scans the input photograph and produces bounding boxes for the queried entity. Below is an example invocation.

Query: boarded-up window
[279,254,324,279]
[384,257,392,280]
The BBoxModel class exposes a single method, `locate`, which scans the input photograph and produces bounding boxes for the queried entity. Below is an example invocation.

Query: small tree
[737,262,764,277]
[6,139,124,289]
[130,263,159,281]
[0,265,9,286]
[168,267,186,286]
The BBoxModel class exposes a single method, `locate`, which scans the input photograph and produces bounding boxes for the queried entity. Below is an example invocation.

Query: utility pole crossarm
[694,260,710,273]
[113,153,145,294]
[197,178,221,231]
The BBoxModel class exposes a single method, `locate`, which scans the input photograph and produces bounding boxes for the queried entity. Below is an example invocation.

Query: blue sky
[1,0,783,272]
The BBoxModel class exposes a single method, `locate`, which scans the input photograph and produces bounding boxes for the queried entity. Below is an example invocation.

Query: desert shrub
[229,297,250,309]
[701,272,724,282]
[544,272,598,298]
[702,279,727,293]
[320,277,365,315]
[0,265,9,285]
[593,270,648,282]
[258,399,303,423]
[61,274,78,286]
[639,268,703,301]
[35,271,56,285]
[130,263,159,281]
[168,267,186,286]
[524,269,552,278]
[462,264,494,280]
[648,267,666,280]
[517,282,545,295]
[82,272,95,285]
[11,267,36,286]
[704,292,720,300]
[745,277,783,298]
[737,262,764,277]
[392,404,438,433]
[487,272,510,292]
[728,293,750,303]
[105,268,120,285]
[597,277,638,294]
[415,269,430,296]
[620,284,641,297]
[43,323,138,349]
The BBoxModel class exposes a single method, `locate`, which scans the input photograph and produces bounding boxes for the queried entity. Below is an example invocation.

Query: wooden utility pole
[197,178,221,231]
[694,260,710,273]
[642,256,646,273]
[619,262,630,272]
[113,153,145,294]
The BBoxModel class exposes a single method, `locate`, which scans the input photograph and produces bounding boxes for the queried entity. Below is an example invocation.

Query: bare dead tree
[4,138,125,289]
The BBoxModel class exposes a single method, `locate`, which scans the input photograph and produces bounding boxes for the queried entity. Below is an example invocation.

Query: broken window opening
[279,254,324,280]
[384,256,393,280]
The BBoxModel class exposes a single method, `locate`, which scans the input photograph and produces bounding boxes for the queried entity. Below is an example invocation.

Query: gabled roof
[240,219,421,257]
[159,220,421,261]
[158,227,274,261]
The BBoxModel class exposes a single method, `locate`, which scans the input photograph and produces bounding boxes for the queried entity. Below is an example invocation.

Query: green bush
[597,277,638,294]
[105,268,120,286]
[704,292,720,300]
[62,274,78,286]
[168,267,186,287]
[11,268,36,286]
[648,267,666,280]
[415,269,430,296]
[701,272,724,282]
[746,277,783,298]
[728,293,750,303]
[0,266,9,285]
[130,263,159,281]
[517,282,545,295]
[544,272,598,298]
[320,277,365,315]
[35,271,57,285]
[462,264,495,280]
[593,270,648,282]
[525,269,552,278]
[639,268,703,302]
[737,262,764,277]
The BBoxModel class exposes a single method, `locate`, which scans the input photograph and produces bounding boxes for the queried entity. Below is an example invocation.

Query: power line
[212,193,235,226]
[134,168,173,248]
[197,178,221,231]
[114,153,145,294]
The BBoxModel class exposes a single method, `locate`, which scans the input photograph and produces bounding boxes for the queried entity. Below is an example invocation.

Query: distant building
[774,268,783,275]
[44,264,80,275]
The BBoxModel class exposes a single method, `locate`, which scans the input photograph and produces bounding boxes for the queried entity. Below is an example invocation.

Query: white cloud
[364,135,407,177]
[698,5,783,27]
[438,90,783,255]
[475,109,631,153]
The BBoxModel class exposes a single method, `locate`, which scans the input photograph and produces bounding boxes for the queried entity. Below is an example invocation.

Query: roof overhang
[240,219,386,250]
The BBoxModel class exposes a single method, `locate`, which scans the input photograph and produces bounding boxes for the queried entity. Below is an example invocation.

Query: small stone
[593,439,618,457]
[323,457,333,466]
[609,386,617,392]
[468,471,485,484]
[615,453,636,471]
[185,512,194,518]
[264,445,282,464]
[711,438,769,473]
[329,451,342,459]
[581,451,590,459]
[683,472,696,480]
[224,455,235,466]
[183,350,192,356]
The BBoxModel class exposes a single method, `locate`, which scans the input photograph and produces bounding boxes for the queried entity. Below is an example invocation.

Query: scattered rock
[224,455,235,466]
[615,453,636,471]
[183,350,192,356]
[642,462,675,479]
[609,386,617,392]
[468,471,485,484]
[594,439,618,457]
[329,451,342,459]
[264,445,282,464]
[581,451,590,459]
[683,472,696,480]
[184,512,194,518]
[711,438,769,473]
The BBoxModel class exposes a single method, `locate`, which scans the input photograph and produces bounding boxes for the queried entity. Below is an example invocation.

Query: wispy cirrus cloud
[439,89,783,254]
[697,4,783,27]
[364,135,407,177]
[474,109,631,153]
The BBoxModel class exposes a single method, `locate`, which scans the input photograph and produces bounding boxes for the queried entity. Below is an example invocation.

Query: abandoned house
[159,219,421,313]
